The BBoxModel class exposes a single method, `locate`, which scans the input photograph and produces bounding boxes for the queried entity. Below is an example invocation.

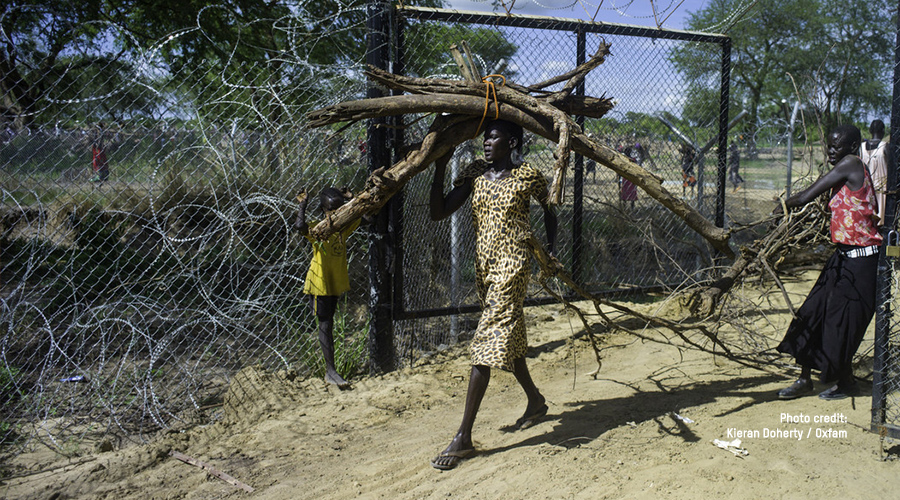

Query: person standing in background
[860,119,888,225]
[619,145,641,209]
[90,123,109,183]
[680,143,697,197]
[728,141,744,192]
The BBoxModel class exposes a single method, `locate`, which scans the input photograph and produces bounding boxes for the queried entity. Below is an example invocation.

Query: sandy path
[4,275,898,499]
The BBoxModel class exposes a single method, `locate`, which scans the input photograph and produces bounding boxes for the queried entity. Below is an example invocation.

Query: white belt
[842,245,879,258]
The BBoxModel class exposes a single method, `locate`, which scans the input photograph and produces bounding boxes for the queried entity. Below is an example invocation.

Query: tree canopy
[2,0,476,129]
[671,0,894,145]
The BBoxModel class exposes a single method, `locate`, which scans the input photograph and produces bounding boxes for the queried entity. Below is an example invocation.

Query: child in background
[294,187,362,389]
[619,145,641,209]
[90,123,109,183]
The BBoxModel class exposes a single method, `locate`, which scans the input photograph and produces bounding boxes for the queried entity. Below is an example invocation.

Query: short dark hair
[832,124,861,146]
[320,187,345,208]
[870,119,885,136]
[484,119,523,151]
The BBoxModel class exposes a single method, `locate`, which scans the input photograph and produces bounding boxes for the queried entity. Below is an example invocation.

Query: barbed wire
[0,0,799,472]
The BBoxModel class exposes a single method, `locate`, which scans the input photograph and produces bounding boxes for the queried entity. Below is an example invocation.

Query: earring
[510,148,524,165]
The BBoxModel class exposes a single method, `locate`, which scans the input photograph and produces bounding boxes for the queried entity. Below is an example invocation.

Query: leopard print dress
[455,161,549,371]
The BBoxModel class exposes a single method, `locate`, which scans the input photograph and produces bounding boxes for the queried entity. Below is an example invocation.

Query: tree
[671,0,823,157]
[1,0,451,131]
[803,0,893,129]
[671,0,893,154]
[0,1,134,129]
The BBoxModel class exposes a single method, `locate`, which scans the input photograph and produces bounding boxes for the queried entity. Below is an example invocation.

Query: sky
[438,1,720,119]
[444,0,711,31]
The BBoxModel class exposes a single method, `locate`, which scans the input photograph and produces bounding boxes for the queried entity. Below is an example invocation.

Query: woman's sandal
[515,403,549,430]
[430,448,475,470]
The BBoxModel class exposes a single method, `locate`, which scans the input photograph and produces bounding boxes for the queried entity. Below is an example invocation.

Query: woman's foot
[516,396,548,429]
[325,370,350,389]
[431,434,475,470]
[777,378,813,400]
[431,447,475,470]
[819,379,859,400]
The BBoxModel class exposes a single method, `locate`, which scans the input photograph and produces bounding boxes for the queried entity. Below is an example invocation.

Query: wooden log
[567,129,732,257]
[685,205,823,317]
[309,114,479,239]
[538,41,611,101]
[307,94,732,256]
[449,44,479,83]
[307,93,550,131]
[305,48,733,256]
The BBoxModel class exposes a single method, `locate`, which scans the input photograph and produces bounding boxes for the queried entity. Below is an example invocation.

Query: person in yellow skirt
[294,187,361,389]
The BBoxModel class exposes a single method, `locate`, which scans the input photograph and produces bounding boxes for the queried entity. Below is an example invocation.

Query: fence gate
[385,6,732,356]
[871,8,900,446]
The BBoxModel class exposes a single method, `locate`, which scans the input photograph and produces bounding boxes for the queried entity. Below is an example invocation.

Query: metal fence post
[573,29,586,281]
[391,8,406,322]
[784,101,800,198]
[715,37,731,229]
[366,0,394,373]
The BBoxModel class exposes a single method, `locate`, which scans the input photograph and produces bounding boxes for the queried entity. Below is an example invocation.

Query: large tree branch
[685,203,825,318]
[309,114,479,239]
[529,41,611,98]
[305,51,733,257]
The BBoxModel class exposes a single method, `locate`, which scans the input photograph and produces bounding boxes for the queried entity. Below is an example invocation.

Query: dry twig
[169,450,254,493]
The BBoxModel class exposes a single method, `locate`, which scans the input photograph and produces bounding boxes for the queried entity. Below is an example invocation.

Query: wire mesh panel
[874,246,900,440]
[871,9,900,442]
[0,1,730,460]
[392,8,730,355]
[0,0,375,457]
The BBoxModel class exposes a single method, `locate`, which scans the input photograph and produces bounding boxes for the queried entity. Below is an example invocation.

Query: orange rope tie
[473,74,506,139]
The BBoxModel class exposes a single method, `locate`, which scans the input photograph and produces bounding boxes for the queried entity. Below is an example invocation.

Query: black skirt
[776,248,878,382]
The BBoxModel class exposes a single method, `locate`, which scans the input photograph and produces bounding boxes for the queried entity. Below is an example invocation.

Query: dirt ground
[3,267,899,500]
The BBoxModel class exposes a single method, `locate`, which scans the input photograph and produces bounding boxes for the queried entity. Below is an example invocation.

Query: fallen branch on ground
[169,450,254,493]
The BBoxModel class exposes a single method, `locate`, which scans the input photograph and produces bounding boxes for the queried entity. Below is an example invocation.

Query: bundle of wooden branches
[686,201,829,319]
[525,202,830,374]
[305,41,733,257]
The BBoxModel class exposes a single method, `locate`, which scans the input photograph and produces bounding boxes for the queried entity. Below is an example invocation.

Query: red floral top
[829,163,883,247]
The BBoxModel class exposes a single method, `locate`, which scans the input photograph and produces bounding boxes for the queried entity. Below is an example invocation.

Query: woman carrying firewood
[428,119,558,470]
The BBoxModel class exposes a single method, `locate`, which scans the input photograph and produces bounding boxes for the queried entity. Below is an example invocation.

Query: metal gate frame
[871,0,900,440]
[362,2,732,368]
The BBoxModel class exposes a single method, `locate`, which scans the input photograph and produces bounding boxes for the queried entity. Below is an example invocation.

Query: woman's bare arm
[429,150,471,221]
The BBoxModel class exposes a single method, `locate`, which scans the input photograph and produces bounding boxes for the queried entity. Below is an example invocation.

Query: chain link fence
[0,0,377,460]
[391,7,734,352]
[871,11,900,448]
[0,1,753,464]
[874,229,900,444]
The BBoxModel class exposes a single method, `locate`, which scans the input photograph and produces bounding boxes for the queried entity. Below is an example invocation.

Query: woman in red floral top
[774,125,883,401]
